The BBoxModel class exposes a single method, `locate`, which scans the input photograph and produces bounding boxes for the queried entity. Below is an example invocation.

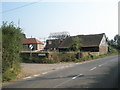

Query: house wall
[23,44,37,51]
[23,44,44,51]
[37,44,44,50]
[99,34,108,55]
[32,44,37,50]
[81,52,100,57]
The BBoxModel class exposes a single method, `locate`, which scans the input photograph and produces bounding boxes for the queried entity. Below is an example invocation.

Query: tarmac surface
[3,55,119,88]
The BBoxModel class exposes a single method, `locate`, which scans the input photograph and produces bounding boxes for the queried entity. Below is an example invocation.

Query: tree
[108,34,120,49]
[69,37,82,51]
[2,22,24,81]
[114,34,120,49]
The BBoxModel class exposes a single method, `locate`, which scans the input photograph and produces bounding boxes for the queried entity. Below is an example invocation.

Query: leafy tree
[108,39,114,46]
[69,37,82,51]
[1,22,24,81]
[114,34,120,49]
[108,34,120,49]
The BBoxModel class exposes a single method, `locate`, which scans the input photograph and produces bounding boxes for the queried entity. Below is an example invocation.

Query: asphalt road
[3,55,119,88]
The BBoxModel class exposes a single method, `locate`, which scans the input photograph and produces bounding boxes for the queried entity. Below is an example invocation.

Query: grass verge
[77,52,119,63]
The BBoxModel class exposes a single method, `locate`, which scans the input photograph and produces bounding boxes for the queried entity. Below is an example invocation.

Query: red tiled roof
[23,38,44,45]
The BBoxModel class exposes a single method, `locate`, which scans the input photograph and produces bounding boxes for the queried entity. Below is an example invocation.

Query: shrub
[61,53,77,62]
[108,46,118,53]
[2,22,24,82]
[21,56,58,64]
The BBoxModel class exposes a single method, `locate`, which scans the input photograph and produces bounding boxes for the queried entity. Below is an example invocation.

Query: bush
[56,51,63,56]
[2,22,24,82]
[108,46,118,53]
[21,56,58,64]
[61,53,78,62]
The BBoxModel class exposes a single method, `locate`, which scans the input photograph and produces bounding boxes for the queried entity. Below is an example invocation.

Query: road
[3,55,119,88]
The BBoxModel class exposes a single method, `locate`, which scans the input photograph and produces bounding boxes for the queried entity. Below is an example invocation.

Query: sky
[1,0,119,42]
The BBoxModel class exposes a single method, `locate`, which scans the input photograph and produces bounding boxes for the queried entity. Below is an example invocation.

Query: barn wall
[99,46,108,55]
[99,34,108,55]
[81,52,100,57]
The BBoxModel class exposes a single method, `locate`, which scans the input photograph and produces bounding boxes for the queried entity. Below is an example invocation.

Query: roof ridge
[77,33,105,36]
[23,38,44,45]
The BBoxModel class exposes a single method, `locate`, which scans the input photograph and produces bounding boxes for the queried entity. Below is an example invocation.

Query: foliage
[21,52,78,63]
[108,45,118,53]
[114,34,120,49]
[69,37,82,51]
[22,57,58,64]
[56,51,63,56]
[61,53,78,62]
[2,22,25,82]
[108,34,120,50]
[0,74,2,83]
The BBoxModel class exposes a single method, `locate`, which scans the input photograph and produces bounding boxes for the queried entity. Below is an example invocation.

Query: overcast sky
[1,0,119,41]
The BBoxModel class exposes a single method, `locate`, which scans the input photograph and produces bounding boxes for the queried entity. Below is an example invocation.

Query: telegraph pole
[18,19,20,28]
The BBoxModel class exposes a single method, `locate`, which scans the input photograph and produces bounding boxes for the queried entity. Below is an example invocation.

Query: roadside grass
[21,51,119,64]
[4,52,118,83]
[0,74,2,84]
[78,52,119,62]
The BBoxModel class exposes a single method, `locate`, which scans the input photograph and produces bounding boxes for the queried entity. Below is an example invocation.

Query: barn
[45,33,108,56]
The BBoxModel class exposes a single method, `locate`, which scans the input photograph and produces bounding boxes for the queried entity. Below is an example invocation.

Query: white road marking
[98,62,108,67]
[54,74,83,88]
[33,74,40,77]
[72,74,83,80]
[90,67,96,71]
[99,64,104,67]
[54,79,71,88]
[23,76,32,79]
[42,72,48,75]
[72,77,76,80]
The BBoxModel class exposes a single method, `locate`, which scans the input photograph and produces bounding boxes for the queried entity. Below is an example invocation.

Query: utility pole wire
[1,2,38,14]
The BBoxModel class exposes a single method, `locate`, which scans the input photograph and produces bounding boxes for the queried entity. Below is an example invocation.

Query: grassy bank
[21,51,119,64]
[0,73,1,84]
[77,52,118,63]
[21,45,119,64]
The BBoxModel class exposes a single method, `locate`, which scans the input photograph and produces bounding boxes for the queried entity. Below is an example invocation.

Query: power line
[1,2,38,14]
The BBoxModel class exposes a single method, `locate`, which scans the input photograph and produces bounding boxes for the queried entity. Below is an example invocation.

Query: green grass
[78,52,118,62]
[0,74,2,83]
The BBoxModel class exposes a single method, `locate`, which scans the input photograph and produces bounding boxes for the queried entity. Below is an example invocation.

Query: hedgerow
[2,22,25,82]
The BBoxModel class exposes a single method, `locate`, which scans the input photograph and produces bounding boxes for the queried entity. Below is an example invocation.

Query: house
[45,39,63,51]
[22,38,44,51]
[45,33,108,55]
